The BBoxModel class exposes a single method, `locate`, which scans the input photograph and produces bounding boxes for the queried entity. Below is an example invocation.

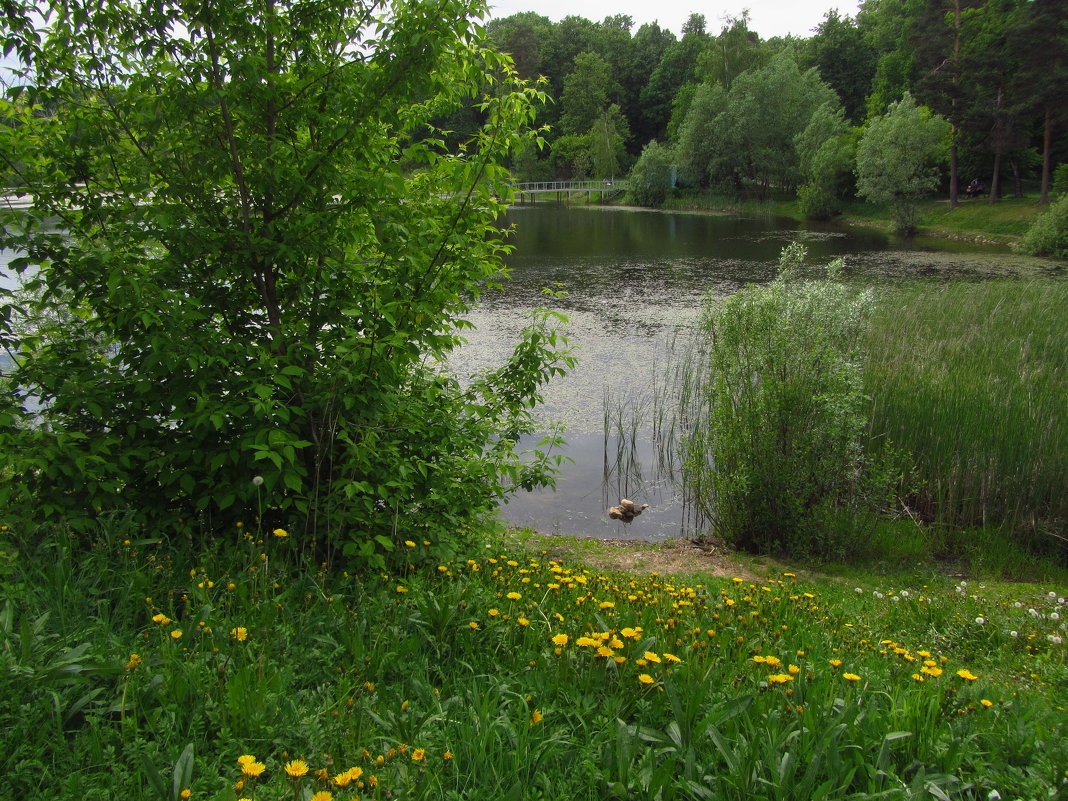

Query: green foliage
[625,141,674,208]
[0,0,572,559]
[1019,193,1068,257]
[1053,164,1068,198]
[795,103,855,219]
[855,92,951,234]
[682,244,881,558]
[707,53,840,199]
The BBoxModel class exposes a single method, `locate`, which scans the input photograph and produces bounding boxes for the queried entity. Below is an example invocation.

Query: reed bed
[862,279,1068,551]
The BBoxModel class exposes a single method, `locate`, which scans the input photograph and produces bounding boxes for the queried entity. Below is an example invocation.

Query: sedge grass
[863,279,1068,555]
[0,521,1065,800]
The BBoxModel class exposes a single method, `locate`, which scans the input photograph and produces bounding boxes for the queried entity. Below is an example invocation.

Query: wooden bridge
[511,180,626,204]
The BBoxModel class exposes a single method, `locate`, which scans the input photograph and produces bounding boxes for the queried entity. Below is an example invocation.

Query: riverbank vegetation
[488,2,1067,236]
[1,523,1065,800]
[631,246,1067,569]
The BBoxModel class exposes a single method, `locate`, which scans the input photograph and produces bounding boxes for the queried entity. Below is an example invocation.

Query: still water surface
[469,205,1063,541]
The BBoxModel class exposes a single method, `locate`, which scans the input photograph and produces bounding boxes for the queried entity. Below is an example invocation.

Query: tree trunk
[1039,104,1052,204]
[949,134,959,208]
[988,151,1002,203]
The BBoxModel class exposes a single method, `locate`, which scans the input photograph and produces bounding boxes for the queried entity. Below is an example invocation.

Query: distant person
[966,178,985,199]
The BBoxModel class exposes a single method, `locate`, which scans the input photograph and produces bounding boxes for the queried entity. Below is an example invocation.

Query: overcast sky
[485,0,864,40]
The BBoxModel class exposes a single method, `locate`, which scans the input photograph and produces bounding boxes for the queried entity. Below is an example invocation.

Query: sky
[485,0,865,40]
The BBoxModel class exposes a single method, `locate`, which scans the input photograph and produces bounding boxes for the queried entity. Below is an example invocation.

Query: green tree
[0,0,572,558]
[710,53,839,199]
[855,92,951,233]
[801,10,876,125]
[559,51,619,136]
[625,140,674,207]
[673,82,727,186]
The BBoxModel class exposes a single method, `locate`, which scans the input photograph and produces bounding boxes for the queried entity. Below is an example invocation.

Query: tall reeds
[863,279,1068,552]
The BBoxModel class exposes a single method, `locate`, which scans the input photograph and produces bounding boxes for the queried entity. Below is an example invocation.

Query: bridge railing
[512,180,626,193]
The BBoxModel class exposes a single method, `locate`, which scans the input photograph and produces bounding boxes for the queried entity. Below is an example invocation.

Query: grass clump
[1,521,1065,800]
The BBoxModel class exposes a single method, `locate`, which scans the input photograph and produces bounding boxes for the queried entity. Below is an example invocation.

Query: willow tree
[0,0,570,560]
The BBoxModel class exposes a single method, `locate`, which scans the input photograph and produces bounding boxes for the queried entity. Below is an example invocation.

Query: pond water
[465,204,1064,541]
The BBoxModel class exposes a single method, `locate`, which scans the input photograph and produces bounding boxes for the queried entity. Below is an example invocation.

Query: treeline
[485,0,1067,212]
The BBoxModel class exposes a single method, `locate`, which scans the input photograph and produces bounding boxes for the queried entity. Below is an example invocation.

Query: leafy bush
[0,0,571,562]
[1051,163,1068,198]
[1019,193,1068,257]
[626,141,675,208]
[682,244,882,557]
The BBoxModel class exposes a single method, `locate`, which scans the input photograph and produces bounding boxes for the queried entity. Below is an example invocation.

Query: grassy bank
[1,523,1065,800]
[656,189,1055,246]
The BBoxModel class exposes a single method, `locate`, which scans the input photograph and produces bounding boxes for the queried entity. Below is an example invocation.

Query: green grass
[1,522,1065,800]
[654,188,1054,245]
[863,279,1068,555]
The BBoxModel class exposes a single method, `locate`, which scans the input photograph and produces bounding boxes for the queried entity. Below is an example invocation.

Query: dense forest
[483,0,1067,215]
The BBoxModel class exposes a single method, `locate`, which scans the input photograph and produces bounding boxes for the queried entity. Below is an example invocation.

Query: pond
[465,204,1064,542]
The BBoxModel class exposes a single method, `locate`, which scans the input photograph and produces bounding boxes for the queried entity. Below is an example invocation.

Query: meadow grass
[862,279,1068,557]
[1,521,1065,801]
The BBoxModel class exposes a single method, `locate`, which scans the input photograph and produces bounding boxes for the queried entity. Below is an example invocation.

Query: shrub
[1019,193,1068,257]
[682,244,880,557]
[626,141,675,208]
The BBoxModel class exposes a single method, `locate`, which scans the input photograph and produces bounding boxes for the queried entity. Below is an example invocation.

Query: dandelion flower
[284,760,309,778]
[237,755,257,766]
[980,699,994,708]
[518,617,530,627]
[956,669,978,681]
[180,790,191,800]
[310,793,333,801]
[152,613,172,625]
[242,761,266,778]
[125,653,142,670]
[638,674,655,685]
[170,630,183,640]
[230,627,248,642]
[644,651,661,663]
[272,528,288,537]
[443,751,453,761]
[530,710,543,726]
[551,633,568,646]
[768,674,794,684]
[404,540,416,548]
[411,749,426,762]
[788,664,800,675]
[507,592,522,600]
[829,659,842,668]
[664,653,682,663]
[843,673,861,682]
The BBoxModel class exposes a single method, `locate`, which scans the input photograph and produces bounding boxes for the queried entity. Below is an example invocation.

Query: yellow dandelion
[468,621,479,629]
[272,528,288,537]
[180,790,191,800]
[768,674,794,684]
[396,585,408,593]
[170,630,183,640]
[843,673,861,682]
[644,651,661,663]
[333,772,352,788]
[638,673,655,685]
[753,655,767,664]
[125,653,142,670]
[530,709,543,726]
[912,673,925,682]
[507,592,522,600]
[404,540,416,548]
[664,653,682,663]
[828,659,843,668]
[309,792,333,801]
[284,760,309,778]
[787,664,800,675]
[921,666,944,677]
[412,748,426,762]
[551,633,568,646]
[230,627,248,642]
[488,609,500,617]
[956,669,978,681]
[347,767,364,781]
[242,761,266,778]
[980,699,994,708]
[443,751,453,761]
